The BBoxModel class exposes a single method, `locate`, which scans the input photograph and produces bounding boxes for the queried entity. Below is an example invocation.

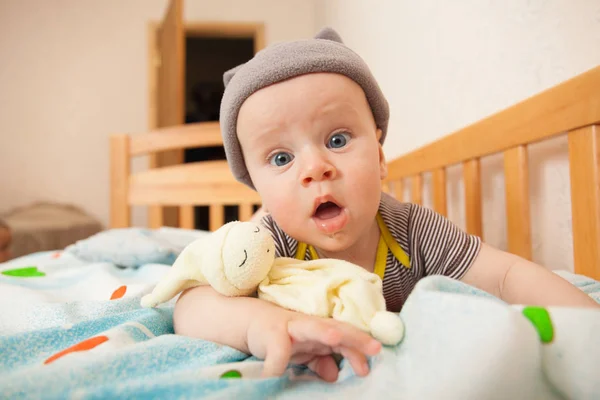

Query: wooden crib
[110,65,600,280]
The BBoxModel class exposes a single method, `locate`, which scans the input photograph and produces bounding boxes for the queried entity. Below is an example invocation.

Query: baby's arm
[174,286,259,350]
[173,285,380,380]
[461,243,599,308]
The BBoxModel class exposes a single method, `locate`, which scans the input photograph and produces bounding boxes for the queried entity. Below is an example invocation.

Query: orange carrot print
[110,285,127,300]
[44,335,109,365]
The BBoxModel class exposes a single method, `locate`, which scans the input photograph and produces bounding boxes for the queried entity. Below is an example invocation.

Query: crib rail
[383,66,600,279]
[110,122,261,231]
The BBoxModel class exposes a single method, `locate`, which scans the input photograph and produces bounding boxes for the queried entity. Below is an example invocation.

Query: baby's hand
[246,306,381,382]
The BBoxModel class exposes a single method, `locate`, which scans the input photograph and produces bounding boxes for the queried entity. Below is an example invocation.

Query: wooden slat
[129,184,261,206]
[463,159,482,237]
[239,203,254,222]
[180,206,195,229]
[432,168,447,216]
[147,22,162,230]
[382,180,390,195]
[568,125,600,279]
[110,135,131,228]
[411,175,423,205]
[130,158,260,207]
[148,208,164,229]
[129,122,222,156]
[504,146,532,260]
[210,205,225,231]
[387,66,600,180]
[253,23,266,53]
[394,179,404,201]
[152,0,185,228]
[131,160,236,186]
[185,22,264,40]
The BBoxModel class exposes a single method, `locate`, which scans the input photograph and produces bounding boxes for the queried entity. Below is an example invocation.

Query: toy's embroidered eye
[267,249,270,253]
[238,250,248,268]
[327,132,350,149]
[254,226,260,233]
[269,152,294,166]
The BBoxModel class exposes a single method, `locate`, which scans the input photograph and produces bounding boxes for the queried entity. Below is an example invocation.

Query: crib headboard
[110,66,600,279]
[383,66,600,280]
[110,121,262,232]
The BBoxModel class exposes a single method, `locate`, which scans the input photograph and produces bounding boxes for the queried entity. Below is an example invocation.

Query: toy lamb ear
[314,27,344,43]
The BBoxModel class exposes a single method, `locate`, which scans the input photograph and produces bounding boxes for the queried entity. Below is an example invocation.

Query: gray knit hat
[220,27,389,189]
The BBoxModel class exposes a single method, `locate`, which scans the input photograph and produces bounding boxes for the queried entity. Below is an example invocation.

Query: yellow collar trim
[295,242,319,261]
[373,234,388,280]
[376,213,411,269]
[294,212,410,279]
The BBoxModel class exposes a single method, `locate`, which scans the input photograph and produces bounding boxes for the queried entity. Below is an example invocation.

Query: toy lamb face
[141,221,276,308]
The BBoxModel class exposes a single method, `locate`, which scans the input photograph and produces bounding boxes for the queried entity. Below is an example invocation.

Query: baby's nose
[300,156,337,186]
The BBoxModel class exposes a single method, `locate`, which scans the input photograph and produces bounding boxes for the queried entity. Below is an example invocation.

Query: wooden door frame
[147,21,265,134]
[146,21,265,227]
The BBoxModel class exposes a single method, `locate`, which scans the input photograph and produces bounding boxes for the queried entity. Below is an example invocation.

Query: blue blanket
[1,229,599,399]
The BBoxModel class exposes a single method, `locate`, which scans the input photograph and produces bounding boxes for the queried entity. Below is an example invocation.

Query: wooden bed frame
[110,66,600,280]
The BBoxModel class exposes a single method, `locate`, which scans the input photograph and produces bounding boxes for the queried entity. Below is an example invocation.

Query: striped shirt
[261,192,481,312]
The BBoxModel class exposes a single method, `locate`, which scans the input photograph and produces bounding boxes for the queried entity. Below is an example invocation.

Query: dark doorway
[183,36,255,230]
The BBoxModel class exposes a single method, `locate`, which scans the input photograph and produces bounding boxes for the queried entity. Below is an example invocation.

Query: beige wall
[316,0,600,271]
[4,0,600,271]
[0,0,318,227]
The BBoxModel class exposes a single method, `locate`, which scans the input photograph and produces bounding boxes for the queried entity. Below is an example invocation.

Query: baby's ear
[380,158,388,180]
[223,63,245,87]
[377,130,388,180]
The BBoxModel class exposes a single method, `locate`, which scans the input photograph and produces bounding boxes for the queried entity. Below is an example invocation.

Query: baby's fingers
[306,355,339,382]
[288,319,381,355]
[261,334,292,378]
[339,346,370,377]
[336,324,382,356]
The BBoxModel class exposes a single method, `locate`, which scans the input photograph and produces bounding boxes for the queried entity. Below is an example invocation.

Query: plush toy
[141,221,405,346]
[140,221,275,304]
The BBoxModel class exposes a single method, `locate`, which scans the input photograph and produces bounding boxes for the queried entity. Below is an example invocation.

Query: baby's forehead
[237,74,373,136]
[240,73,371,117]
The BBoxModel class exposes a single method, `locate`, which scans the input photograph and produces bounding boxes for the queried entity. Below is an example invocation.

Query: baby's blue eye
[270,152,294,166]
[327,133,350,149]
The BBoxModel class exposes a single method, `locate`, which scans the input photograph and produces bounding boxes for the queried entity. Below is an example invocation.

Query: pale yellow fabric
[258,257,404,345]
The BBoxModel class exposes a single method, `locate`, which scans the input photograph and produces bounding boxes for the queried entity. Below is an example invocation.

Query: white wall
[0,0,318,227]
[316,0,600,271]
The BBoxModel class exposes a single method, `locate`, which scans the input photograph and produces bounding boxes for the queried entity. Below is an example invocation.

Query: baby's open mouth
[313,201,343,220]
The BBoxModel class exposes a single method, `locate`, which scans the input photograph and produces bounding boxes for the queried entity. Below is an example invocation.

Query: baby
[173,27,598,381]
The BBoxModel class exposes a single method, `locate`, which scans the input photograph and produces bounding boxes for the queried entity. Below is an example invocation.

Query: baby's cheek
[348,163,384,209]
[260,188,298,218]
[268,198,298,223]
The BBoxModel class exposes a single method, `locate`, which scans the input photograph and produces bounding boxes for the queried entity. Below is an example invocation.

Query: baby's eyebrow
[250,128,285,148]
[317,100,362,116]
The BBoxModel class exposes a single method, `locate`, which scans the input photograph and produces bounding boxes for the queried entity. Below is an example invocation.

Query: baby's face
[237,73,387,253]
